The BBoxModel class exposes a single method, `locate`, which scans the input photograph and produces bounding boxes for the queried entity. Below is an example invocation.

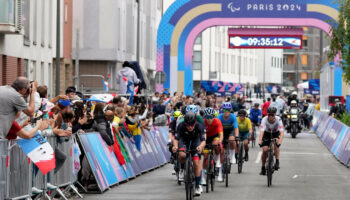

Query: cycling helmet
[291,100,297,105]
[214,111,219,117]
[238,109,247,116]
[267,107,277,114]
[222,102,232,110]
[186,105,198,114]
[173,110,182,118]
[254,103,259,107]
[203,107,215,117]
[292,91,297,96]
[184,112,196,125]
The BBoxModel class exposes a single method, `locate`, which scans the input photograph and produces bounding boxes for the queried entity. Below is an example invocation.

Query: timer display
[229,35,302,49]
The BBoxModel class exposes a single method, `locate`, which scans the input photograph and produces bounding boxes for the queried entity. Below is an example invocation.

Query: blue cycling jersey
[249,108,262,123]
[217,113,238,132]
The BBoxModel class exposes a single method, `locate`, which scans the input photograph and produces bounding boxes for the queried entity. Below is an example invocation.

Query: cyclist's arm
[247,118,252,136]
[217,119,224,143]
[233,115,239,137]
[278,118,284,145]
[259,119,266,143]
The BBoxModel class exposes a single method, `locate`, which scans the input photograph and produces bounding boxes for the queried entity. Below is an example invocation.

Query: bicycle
[182,148,198,200]
[173,152,182,185]
[203,144,217,193]
[264,137,280,187]
[236,137,244,174]
[222,141,231,187]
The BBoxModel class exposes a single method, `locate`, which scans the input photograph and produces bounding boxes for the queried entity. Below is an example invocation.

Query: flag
[103,80,109,92]
[17,132,55,175]
[123,76,137,105]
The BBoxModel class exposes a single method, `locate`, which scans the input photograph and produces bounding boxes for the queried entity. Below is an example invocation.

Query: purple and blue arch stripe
[157,0,340,95]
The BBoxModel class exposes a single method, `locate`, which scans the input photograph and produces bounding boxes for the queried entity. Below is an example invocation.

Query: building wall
[256,49,283,84]
[72,0,162,92]
[0,0,67,98]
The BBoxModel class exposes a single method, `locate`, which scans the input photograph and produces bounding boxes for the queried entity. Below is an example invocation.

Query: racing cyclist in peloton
[258,107,284,175]
[173,112,206,196]
[237,109,253,161]
[249,103,262,128]
[169,110,182,175]
[217,102,239,164]
[202,107,224,182]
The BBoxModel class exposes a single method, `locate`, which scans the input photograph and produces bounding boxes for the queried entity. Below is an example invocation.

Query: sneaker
[172,169,176,175]
[259,167,266,176]
[201,173,207,186]
[179,170,184,181]
[275,160,280,170]
[32,187,43,194]
[217,173,223,182]
[215,161,222,168]
[195,186,202,196]
[47,183,57,190]
[199,185,203,193]
[230,154,236,164]
[245,153,249,162]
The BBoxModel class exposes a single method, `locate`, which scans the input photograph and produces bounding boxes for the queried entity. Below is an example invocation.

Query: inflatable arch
[156,0,340,95]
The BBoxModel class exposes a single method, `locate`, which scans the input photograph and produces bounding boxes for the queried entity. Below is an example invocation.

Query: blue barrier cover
[144,130,163,166]
[323,120,343,150]
[122,140,142,176]
[332,127,349,158]
[338,130,350,167]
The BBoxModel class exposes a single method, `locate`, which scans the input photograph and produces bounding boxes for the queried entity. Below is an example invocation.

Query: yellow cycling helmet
[214,111,219,117]
[173,110,182,118]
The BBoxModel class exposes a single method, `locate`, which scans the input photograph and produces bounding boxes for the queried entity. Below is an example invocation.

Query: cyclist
[249,103,262,127]
[217,102,239,164]
[203,107,224,182]
[173,112,206,196]
[169,110,182,175]
[258,107,284,175]
[178,104,205,126]
[237,109,253,161]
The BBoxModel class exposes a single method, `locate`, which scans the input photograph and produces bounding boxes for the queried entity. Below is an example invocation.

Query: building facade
[192,26,283,93]
[72,0,163,93]
[0,0,73,97]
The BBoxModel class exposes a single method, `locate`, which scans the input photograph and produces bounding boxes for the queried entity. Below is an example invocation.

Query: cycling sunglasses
[238,114,245,117]
[223,109,231,112]
[268,114,275,117]
[205,116,214,120]
[185,123,196,128]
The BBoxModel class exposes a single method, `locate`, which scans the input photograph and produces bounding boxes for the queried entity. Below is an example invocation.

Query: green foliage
[340,112,350,126]
[328,0,350,83]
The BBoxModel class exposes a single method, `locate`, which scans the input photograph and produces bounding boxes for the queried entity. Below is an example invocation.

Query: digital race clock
[228,35,302,49]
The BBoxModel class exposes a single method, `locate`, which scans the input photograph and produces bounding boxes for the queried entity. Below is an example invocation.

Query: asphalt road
[84,131,350,200]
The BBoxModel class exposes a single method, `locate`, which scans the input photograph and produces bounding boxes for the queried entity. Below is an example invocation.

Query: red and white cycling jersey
[260,116,284,133]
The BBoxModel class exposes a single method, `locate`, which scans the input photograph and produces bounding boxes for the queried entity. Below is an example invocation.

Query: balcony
[0,0,23,34]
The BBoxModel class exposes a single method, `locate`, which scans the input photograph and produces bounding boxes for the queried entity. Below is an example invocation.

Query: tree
[328,0,350,83]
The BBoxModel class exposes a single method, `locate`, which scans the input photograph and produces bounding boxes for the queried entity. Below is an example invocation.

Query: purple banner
[122,140,142,176]
[338,129,350,167]
[144,130,164,166]
[323,120,344,149]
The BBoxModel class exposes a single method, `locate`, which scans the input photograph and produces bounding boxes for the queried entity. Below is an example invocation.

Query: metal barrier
[0,140,8,200]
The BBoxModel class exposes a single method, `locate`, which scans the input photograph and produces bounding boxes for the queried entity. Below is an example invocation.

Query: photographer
[0,77,36,139]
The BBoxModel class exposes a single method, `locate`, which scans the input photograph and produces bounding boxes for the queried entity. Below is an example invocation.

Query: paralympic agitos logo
[227,2,241,13]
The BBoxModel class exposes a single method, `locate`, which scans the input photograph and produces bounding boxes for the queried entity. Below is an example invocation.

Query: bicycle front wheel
[185,158,194,200]
[238,143,244,174]
[267,149,274,187]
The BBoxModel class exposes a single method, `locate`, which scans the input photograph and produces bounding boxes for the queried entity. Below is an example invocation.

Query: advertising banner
[323,120,344,150]
[122,140,142,176]
[338,129,350,166]
[144,130,163,166]
[331,127,349,157]
[17,132,55,175]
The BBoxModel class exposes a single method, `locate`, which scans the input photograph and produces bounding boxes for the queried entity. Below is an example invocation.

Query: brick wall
[1,55,24,85]
[0,55,2,85]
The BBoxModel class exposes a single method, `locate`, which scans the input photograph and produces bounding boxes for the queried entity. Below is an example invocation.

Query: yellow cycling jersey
[236,117,252,133]
[128,123,141,136]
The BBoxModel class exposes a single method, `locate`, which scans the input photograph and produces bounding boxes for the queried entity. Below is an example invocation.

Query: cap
[58,99,73,107]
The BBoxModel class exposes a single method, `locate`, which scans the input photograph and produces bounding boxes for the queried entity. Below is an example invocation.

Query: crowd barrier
[313,111,350,167]
[78,126,170,192]
[0,125,170,199]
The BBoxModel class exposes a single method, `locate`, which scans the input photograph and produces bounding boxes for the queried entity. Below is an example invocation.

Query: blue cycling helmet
[203,107,215,117]
[222,102,232,110]
[186,105,198,114]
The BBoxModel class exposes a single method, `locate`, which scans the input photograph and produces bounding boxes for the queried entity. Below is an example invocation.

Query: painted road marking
[255,152,262,164]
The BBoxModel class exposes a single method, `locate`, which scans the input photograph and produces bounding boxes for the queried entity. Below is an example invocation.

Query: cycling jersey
[204,118,223,137]
[169,119,177,134]
[260,116,284,133]
[217,113,238,132]
[237,117,252,133]
[175,121,205,142]
[249,108,261,123]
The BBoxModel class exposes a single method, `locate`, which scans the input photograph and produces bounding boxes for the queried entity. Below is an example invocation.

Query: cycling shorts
[261,131,280,147]
[178,138,201,160]
[239,131,249,141]
[207,135,220,145]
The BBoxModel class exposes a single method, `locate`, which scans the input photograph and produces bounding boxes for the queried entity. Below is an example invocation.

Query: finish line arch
[156,0,340,95]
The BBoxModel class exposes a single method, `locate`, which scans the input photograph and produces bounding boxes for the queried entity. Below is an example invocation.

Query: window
[33,0,37,45]
[195,34,202,44]
[231,55,235,74]
[23,0,31,45]
[41,0,46,46]
[301,54,308,65]
[271,57,274,67]
[287,55,296,64]
[193,51,202,70]
[48,0,52,47]
[65,4,68,24]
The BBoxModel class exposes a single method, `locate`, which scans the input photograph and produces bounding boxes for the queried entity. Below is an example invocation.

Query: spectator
[261,97,271,117]
[66,86,80,100]
[329,99,345,119]
[0,77,36,139]
[305,98,316,129]
[116,61,140,95]
[90,103,114,146]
